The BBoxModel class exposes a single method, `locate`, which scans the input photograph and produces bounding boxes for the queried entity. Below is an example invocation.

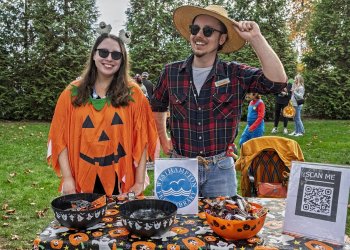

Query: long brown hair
[73,33,131,107]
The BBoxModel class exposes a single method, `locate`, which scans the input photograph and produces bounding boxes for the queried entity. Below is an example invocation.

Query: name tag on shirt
[215,78,230,87]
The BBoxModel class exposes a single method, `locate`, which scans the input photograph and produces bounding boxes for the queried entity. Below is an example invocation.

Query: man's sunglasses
[189,24,224,37]
[96,49,122,60]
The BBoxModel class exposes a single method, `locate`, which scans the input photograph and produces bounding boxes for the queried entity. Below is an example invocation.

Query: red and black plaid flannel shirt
[151,55,286,158]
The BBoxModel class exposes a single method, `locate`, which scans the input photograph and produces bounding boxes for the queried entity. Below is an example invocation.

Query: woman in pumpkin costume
[47,32,158,197]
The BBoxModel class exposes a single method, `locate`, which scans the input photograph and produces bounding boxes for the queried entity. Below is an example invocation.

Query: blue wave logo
[156,166,197,208]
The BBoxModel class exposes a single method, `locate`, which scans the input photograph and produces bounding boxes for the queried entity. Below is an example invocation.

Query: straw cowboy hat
[173,5,246,53]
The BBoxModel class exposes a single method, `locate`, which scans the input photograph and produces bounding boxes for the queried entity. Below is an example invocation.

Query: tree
[302,0,350,119]
[288,0,315,60]
[0,0,98,120]
[126,0,228,82]
[226,0,297,120]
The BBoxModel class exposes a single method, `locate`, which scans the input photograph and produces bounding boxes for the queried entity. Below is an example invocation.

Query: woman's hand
[128,182,144,197]
[62,176,76,195]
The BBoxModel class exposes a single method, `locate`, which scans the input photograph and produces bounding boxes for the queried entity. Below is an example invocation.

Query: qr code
[301,184,333,216]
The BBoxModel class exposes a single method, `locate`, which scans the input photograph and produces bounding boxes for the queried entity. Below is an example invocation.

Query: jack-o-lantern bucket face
[80,113,126,167]
[205,202,267,240]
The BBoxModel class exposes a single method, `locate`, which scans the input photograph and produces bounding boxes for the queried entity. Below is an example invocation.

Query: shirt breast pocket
[213,93,234,119]
[169,93,188,121]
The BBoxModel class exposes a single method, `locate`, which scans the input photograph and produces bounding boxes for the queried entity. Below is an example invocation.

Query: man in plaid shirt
[151,5,287,197]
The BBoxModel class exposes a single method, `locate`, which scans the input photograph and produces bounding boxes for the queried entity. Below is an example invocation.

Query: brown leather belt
[171,151,227,168]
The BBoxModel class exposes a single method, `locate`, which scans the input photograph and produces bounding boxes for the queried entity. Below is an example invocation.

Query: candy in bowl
[119,199,177,237]
[51,193,107,229]
[204,196,268,240]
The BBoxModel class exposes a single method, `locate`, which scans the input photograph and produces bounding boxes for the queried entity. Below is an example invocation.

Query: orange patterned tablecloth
[33,197,349,249]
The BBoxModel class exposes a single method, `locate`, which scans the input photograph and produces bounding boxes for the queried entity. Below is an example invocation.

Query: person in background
[271,79,293,135]
[151,4,287,197]
[134,73,148,97]
[289,74,305,136]
[239,93,265,146]
[47,33,158,197]
[141,72,154,99]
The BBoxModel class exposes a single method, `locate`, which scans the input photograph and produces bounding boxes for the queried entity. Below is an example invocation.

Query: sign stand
[283,161,350,245]
[154,158,198,214]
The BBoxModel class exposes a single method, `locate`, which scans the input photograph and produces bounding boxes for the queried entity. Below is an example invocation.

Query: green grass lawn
[0,120,349,249]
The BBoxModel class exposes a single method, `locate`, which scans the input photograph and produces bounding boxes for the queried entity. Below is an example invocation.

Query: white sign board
[283,161,350,245]
[154,158,198,214]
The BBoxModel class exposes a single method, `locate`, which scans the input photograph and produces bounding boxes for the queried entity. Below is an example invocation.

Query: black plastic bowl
[51,193,107,229]
[119,199,177,237]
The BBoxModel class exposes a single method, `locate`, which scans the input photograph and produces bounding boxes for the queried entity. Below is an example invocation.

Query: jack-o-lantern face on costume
[80,113,126,167]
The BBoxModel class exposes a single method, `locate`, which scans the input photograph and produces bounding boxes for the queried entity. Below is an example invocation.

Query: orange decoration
[167,244,180,250]
[198,212,206,219]
[182,237,205,250]
[91,195,107,209]
[304,240,333,250]
[50,239,63,249]
[68,232,89,246]
[131,241,156,250]
[264,220,283,230]
[184,220,196,225]
[171,227,189,234]
[105,209,119,216]
[33,238,41,247]
[204,235,217,242]
[282,101,295,118]
[108,228,130,238]
[254,246,279,250]
[102,217,114,223]
[206,202,267,240]
[247,236,263,244]
[92,231,103,237]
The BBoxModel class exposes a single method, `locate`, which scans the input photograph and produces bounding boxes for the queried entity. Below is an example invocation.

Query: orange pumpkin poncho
[47,80,158,196]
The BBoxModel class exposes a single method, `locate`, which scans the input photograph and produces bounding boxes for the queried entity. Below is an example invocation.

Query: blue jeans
[294,105,305,134]
[171,151,237,198]
[239,122,265,146]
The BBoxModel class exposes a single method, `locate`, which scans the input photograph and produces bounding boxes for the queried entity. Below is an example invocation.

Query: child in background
[239,93,265,146]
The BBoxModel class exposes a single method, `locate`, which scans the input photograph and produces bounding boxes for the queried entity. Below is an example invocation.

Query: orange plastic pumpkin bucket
[205,202,267,240]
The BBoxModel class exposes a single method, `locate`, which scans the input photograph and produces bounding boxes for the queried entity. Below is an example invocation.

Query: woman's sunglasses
[96,48,122,60]
[189,24,224,37]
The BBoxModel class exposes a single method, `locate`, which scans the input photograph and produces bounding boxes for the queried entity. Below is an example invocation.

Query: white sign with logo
[283,161,350,245]
[154,158,198,214]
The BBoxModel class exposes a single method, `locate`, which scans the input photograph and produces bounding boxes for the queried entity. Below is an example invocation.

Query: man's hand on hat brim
[233,21,261,42]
